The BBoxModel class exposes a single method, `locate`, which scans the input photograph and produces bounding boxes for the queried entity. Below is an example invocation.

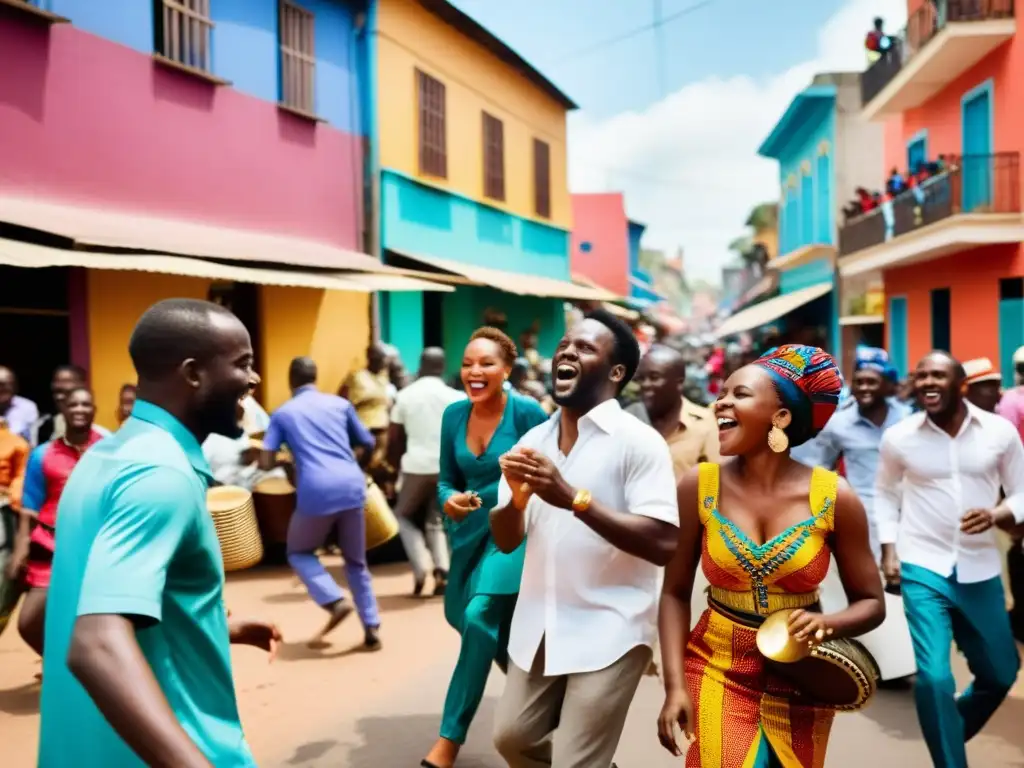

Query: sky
[449,0,908,284]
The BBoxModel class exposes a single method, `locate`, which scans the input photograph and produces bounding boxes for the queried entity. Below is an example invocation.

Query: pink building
[570,193,630,296]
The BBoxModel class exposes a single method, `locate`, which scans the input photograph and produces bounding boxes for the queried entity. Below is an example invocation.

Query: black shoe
[432,568,448,597]
[364,626,382,651]
[413,576,426,597]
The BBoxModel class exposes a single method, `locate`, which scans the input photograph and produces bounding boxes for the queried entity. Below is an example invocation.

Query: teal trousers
[440,594,516,744]
[902,563,1019,768]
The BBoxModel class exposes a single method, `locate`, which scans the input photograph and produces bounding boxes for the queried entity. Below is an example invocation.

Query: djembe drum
[252,475,296,546]
[206,486,264,572]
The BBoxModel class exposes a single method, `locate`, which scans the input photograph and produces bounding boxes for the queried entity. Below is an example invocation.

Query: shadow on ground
[277,701,503,767]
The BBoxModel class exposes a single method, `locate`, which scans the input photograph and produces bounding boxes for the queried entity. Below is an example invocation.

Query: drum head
[767,640,877,711]
[253,476,295,495]
[207,485,254,512]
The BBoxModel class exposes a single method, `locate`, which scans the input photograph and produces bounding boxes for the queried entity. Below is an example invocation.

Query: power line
[553,0,717,64]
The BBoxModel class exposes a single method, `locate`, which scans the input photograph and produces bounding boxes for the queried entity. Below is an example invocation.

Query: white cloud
[567,0,907,284]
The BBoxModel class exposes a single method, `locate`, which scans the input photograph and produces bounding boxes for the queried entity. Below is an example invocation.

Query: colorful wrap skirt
[684,605,835,768]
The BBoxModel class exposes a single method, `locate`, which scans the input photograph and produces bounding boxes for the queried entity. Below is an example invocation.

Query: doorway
[423,290,444,349]
[961,81,993,212]
[0,266,71,411]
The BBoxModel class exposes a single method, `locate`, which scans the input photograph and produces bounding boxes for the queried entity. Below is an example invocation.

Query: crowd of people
[1,297,1023,767]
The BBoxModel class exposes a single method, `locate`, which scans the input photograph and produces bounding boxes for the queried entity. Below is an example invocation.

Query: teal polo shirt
[39,401,254,768]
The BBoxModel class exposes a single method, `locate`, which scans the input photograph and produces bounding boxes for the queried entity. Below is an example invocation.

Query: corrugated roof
[0,239,453,293]
[416,0,577,110]
[0,195,387,272]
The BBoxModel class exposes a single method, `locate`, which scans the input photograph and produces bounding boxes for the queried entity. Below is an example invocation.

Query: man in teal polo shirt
[39,299,280,768]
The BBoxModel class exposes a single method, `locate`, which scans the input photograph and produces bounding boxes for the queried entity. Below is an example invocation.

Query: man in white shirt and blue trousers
[489,310,680,768]
[876,351,1024,768]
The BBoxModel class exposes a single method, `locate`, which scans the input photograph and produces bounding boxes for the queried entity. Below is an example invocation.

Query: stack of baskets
[206,485,264,572]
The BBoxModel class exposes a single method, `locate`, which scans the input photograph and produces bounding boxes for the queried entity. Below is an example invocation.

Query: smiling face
[187,314,257,439]
[913,353,962,417]
[636,351,683,419]
[461,337,509,404]
[852,368,886,410]
[713,365,791,457]
[52,369,84,410]
[62,388,96,432]
[551,319,623,409]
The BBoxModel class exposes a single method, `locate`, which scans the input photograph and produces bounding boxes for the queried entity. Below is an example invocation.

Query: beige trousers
[492,639,651,768]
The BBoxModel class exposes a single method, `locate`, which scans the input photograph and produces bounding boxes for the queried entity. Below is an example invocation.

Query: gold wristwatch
[571,489,592,515]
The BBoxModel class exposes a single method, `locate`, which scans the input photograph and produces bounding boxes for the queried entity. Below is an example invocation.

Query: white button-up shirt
[875,402,1024,583]
[496,399,679,676]
[390,375,465,475]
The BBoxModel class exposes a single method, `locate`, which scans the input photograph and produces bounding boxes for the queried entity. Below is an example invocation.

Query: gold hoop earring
[768,421,789,453]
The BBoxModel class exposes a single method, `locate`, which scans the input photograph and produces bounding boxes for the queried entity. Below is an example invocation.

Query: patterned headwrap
[752,344,844,441]
[855,345,898,383]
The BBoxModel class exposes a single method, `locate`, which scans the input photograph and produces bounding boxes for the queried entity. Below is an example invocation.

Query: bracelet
[571,488,592,515]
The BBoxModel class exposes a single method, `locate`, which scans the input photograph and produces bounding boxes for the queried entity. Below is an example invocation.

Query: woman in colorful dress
[420,327,548,768]
[657,345,885,767]
[9,387,105,656]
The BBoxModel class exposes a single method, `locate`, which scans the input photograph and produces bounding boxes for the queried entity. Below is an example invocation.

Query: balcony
[838,152,1024,276]
[861,0,1015,120]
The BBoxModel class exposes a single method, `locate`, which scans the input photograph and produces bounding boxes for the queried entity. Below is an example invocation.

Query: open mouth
[555,363,579,382]
[921,390,942,406]
[467,381,487,393]
[717,417,738,432]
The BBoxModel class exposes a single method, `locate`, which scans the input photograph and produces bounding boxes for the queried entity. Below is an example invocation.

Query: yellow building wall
[87,270,212,431]
[86,271,371,428]
[376,0,571,229]
[258,286,370,411]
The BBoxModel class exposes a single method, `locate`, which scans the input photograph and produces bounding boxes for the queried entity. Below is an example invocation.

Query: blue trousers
[902,563,1019,768]
[286,508,380,629]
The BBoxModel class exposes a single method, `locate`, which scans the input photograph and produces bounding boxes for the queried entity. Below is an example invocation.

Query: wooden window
[482,112,505,201]
[154,0,214,74]
[279,1,316,115]
[533,138,551,218]
[417,70,447,179]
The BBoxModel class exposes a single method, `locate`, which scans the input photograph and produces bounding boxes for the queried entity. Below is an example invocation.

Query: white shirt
[497,399,679,676]
[875,402,1024,583]
[390,375,465,475]
[202,432,287,491]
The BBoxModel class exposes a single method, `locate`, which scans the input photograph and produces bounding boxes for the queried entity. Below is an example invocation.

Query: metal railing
[861,0,1015,106]
[838,152,1020,256]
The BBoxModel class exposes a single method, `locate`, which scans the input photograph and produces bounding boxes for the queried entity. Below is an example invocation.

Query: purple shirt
[1,395,39,443]
[264,385,374,516]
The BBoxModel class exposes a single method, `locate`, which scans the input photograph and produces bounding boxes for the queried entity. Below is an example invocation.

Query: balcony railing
[861,0,1015,106]
[838,152,1021,257]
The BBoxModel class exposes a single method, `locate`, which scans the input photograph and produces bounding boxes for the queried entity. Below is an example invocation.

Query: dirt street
[1,562,1023,767]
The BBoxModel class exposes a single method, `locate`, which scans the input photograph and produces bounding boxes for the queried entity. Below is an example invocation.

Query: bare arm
[575,502,677,566]
[659,468,702,695]
[825,480,886,638]
[68,614,212,768]
[386,423,406,473]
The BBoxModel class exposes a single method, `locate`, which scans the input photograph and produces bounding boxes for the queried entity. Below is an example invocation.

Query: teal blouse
[437,393,549,632]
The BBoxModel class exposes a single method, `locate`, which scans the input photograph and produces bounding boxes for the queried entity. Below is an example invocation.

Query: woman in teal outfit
[420,327,548,768]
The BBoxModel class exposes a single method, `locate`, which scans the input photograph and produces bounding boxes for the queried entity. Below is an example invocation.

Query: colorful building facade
[721,72,886,371]
[370,0,598,371]
[570,193,630,296]
[0,0,427,423]
[843,0,1023,382]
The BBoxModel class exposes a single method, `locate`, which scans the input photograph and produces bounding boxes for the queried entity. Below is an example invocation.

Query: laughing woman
[657,345,885,768]
[421,327,548,768]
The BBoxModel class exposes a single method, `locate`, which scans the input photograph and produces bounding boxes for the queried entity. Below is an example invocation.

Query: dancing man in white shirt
[489,310,679,768]
[876,351,1023,768]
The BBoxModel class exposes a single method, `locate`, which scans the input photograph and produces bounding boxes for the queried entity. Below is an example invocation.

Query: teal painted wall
[380,170,571,369]
[999,296,1024,389]
[888,296,909,377]
[777,107,835,255]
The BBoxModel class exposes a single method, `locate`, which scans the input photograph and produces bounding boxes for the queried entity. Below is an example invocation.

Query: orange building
[839,0,1024,383]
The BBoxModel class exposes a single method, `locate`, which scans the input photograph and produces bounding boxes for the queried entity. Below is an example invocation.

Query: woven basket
[365,478,399,551]
[207,486,264,572]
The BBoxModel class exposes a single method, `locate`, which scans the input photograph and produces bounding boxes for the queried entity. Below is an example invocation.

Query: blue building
[626,219,663,307]
[718,72,885,372]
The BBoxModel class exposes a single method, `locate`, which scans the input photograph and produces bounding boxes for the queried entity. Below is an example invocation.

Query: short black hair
[289,356,318,388]
[54,364,87,382]
[128,299,237,380]
[63,385,93,402]
[119,383,137,396]
[584,309,641,391]
[921,350,966,380]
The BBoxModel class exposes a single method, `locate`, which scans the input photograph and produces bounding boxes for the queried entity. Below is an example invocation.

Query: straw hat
[962,357,1001,385]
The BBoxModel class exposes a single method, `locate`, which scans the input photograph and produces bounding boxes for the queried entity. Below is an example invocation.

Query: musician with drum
[658,345,886,766]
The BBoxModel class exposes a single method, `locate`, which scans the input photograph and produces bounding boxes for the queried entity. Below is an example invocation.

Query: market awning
[0,195,388,272]
[388,249,618,301]
[0,239,453,293]
[714,282,831,339]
